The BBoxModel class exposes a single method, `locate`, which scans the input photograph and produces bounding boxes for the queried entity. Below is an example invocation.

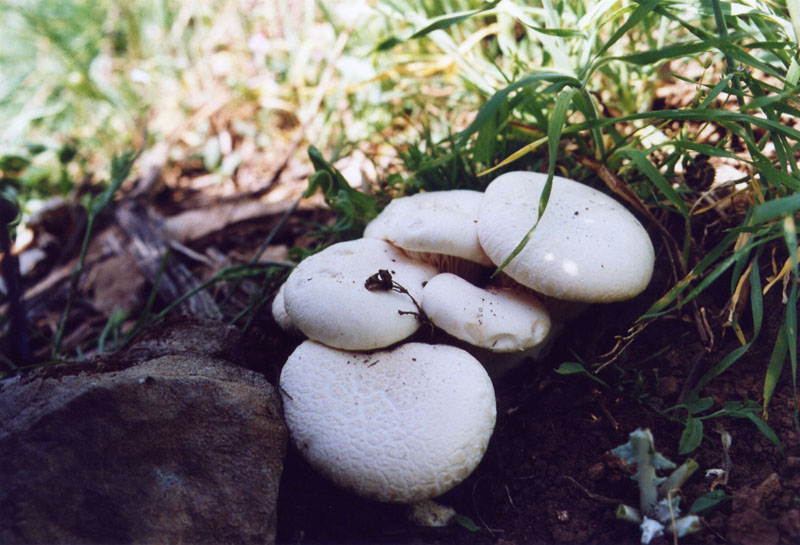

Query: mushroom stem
[407,499,457,527]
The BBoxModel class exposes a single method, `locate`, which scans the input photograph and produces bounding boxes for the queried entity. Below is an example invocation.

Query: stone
[0,319,287,545]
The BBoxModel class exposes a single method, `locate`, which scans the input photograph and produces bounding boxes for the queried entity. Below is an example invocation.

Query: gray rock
[0,320,287,545]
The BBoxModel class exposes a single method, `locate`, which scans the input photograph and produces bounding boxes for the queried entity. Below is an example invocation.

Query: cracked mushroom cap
[364,190,492,269]
[280,340,497,503]
[478,171,655,303]
[421,273,551,352]
[283,238,437,350]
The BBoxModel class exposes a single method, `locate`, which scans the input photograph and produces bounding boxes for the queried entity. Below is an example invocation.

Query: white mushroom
[478,171,655,303]
[271,281,298,334]
[364,190,492,279]
[280,340,497,503]
[283,238,437,350]
[421,273,551,352]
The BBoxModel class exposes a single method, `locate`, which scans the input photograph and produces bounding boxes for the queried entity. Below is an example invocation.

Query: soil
[273,242,800,545]
[6,157,798,545]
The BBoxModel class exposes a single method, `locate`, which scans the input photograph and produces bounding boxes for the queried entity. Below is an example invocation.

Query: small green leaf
[679,416,704,455]
[453,513,480,532]
[690,489,732,515]
[554,361,609,389]
[375,37,404,51]
[685,397,714,415]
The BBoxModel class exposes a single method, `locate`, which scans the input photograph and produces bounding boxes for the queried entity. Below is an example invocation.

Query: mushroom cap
[280,340,496,503]
[364,190,493,266]
[271,281,297,334]
[283,238,437,350]
[422,273,551,352]
[478,171,655,302]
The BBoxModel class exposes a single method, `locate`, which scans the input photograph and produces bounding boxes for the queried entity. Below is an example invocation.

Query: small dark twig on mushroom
[365,269,430,327]
[364,269,394,292]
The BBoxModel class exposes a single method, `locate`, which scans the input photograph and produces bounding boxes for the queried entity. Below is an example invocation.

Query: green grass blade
[749,251,764,339]
[51,149,139,359]
[566,109,800,142]
[409,0,501,38]
[741,410,783,453]
[661,140,742,162]
[378,0,501,50]
[699,74,737,108]
[691,343,752,399]
[618,148,688,217]
[590,0,662,68]
[611,41,710,65]
[751,193,800,224]
[642,231,739,318]
[788,0,800,44]
[782,216,799,425]
[763,322,788,417]
[491,87,576,277]
[518,24,588,39]
[458,72,581,145]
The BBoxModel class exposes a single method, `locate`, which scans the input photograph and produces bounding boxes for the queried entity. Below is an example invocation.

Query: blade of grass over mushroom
[490,87,577,278]
[478,136,548,177]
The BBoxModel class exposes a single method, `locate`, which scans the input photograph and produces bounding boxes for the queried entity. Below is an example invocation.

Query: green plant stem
[50,212,94,359]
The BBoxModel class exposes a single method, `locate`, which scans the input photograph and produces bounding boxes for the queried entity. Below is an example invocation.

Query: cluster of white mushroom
[273,171,656,510]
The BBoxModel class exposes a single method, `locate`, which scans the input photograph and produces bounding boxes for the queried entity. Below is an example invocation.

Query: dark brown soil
[274,249,800,545]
